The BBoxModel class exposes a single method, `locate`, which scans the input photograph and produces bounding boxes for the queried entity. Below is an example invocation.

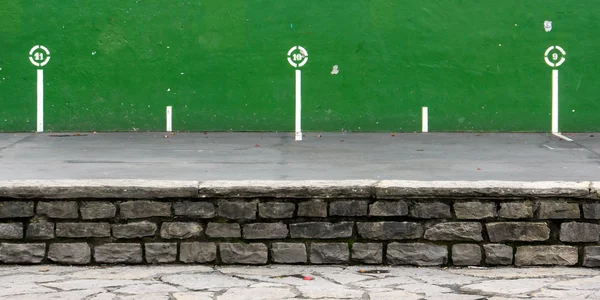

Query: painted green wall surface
[1,1,599,132]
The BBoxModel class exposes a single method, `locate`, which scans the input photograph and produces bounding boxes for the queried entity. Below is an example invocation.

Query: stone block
[369,201,408,216]
[536,202,580,219]
[297,200,327,217]
[357,222,423,240]
[37,201,78,219]
[218,200,257,220]
[243,223,288,239]
[584,246,600,267]
[174,202,215,218]
[0,202,34,218]
[48,243,91,264]
[424,222,483,241]
[80,202,116,220]
[499,202,534,219]
[206,223,241,238]
[352,243,383,264]
[0,243,45,263]
[410,202,451,219]
[387,243,448,266]
[560,222,600,242]
[0,223,23,239]
[271,243,307,263]
[112,221,157,239]
[180,242,217,263]
[289,222,353,239]
[145,243,177,263]
[220,243,268,264]
[56,223,110,238]
[454,202,497,219]
[583,203,600,219]
[310,243,349,264]
[160,222,203,239]
[259,202,295,219]
[94,243,143,264]
[486,222,550,242]
[329,200,368,216]
[452,244,482,266]
[119,201,172,219]
[26,221,54,240]
[484,244,513,265]
[515,246,578,266]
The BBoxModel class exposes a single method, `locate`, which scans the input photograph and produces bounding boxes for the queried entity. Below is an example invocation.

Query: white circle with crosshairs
[287,46,308,68]
[29,45,51,67]
[544,46,566,68]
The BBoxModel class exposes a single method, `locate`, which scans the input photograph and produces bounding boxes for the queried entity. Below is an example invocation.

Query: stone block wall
[0,180,599,266]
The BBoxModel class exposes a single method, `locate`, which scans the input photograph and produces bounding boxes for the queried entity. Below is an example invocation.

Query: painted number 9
[293,54,304,61]
[552,53,558,61]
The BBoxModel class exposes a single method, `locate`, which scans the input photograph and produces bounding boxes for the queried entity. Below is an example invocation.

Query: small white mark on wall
[166,106,172,132]
[331,65,339,75]
[544,21,552,32]
[92,51,96,55]
[167,88,171,92]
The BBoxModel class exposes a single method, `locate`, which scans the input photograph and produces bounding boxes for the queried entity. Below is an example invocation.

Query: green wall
[1,1,599,132]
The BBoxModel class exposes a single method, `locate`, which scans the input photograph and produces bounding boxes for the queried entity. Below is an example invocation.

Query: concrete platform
[0,132,598,181]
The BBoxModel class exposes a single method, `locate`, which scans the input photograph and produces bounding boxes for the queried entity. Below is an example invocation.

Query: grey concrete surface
[0,265,599,299]
[0,132,598,180]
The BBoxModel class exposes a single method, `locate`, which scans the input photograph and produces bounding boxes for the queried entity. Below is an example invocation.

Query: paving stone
[145,243,177,263]
[515,245,578,266]
[3,289,105,300]
[258,202,295,219]
[174,201,215,218]
[310,243,349,264]
[357,222,423,240]
[113,283,180,294]
[560,222,600,242]
[162,273,253,290]
[243,223,288,239]
[206,223,241,238]
[352,243,382,264]
[0,201,34,218]
[329,200,368,216]
[410,202,451,218]
[56,223,110,238]
[0,243,45,263]
[368,290,422,300]
[218,287,296,300]
[94,243,143,264]
[460,278,555,296]
[37,201,78,219]
[0,223,23,239]
[218,200,257,220]
[452,244,482,266]
[26,221,54,240]
[173,292,214,300]
[120,201,172,219]
[160,222,203,239]
[484,244,513,265]
[454,201,497,219]
[48,243,91,264]
[499,202,534,219]
[179,242,217,263]
[298,200,328,217]
[536,201,580,219]
[583,203,600,219]
[271,243,307,263]
[289,222,353,239]
[80,202,116,220]
[387,243,448,266]
[297,285,364,299]
[42,279,149,291]
[584,246,600,267]
[368,200,408,216]
[424,222,483,241]
[220,243,268,264]
[113,221,157,239]
[486,222,550,242]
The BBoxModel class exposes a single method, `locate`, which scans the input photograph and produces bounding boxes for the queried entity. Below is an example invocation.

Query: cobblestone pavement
[0,265,599,299]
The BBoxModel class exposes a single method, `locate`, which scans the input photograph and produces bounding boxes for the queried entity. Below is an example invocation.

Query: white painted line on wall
[37,69,44,133]
[422,107,429,133]
[552,69,559,133]
[166,106,172,132]
[295,69,302,141]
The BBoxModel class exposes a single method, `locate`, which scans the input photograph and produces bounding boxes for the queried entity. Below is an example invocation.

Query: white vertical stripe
[37,69,44,133]
[552,69,559,133]
[295,69,302,141]
[422,107,429,133]
[166,106,172,132]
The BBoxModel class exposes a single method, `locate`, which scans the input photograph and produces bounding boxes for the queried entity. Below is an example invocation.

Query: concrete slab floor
[0,132,598,180]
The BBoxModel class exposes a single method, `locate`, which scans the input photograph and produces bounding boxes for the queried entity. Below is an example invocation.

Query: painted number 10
[34,52,45,61]
[292,54,304,61]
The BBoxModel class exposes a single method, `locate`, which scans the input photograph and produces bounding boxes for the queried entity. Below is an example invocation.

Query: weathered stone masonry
[0,180,599,266]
